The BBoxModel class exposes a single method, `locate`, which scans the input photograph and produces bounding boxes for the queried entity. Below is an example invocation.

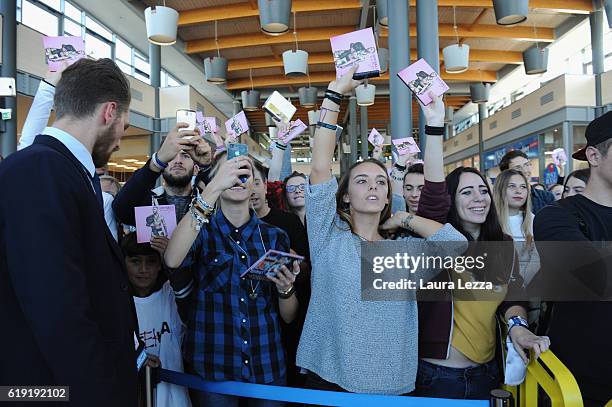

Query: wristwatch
[507,315,529,339]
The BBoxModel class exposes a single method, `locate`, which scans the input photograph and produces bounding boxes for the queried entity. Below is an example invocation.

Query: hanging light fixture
[298,82,318,108]
[376,0,388,27]
[144,3,179,45]
[442,6,470,73]
[258,0,292,36]
[470,82,491,104]
[356,81,376,106]
[522,20,548,75]
[493,0,528,26]
[241,69,261,111]
[282,11,309,76]
[204,21,228,83]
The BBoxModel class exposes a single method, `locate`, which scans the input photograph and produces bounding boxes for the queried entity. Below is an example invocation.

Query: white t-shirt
[134,282,191,407]
[508,213,527,241]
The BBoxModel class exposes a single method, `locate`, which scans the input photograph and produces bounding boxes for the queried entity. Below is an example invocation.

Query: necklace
[227,223,267,300]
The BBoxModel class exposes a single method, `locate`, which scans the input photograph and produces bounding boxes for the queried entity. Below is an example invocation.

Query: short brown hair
[498,150,527,172]
[54,58,131,119]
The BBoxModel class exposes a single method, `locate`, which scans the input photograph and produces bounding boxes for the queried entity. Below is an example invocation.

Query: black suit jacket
[0,135,138,405]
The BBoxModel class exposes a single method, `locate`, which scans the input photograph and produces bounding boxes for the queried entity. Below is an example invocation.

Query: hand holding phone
[227,143,249,183]
[176,109,197,139]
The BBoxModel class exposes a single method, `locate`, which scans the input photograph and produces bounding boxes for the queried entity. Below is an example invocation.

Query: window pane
[64,1,82,22]
[86,16,112,41]
[64,18,82,36]
[115,38,132,63]
[116,60,132,75]
[40,0,60,11]
[86,33,112,59]
[134,71,150,84]
[22,0,59,36]
[167,76,181,87]
[135,56,150,75]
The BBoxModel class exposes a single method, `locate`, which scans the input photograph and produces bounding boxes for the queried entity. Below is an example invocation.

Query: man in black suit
[0,58,137,405]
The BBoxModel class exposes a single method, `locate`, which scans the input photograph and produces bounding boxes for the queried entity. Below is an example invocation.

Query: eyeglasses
[286,184,305,193]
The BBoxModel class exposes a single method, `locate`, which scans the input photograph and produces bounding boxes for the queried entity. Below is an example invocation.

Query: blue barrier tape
[159,369,488,406]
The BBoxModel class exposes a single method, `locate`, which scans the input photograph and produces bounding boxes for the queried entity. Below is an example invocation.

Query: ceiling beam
[178,0,591,26]
[179,0,362,26]
[186,24,553,54]
[225,70,497,90]
[228,49,522,72]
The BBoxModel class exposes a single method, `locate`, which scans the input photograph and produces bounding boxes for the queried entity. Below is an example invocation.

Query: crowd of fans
[1,57,611,407]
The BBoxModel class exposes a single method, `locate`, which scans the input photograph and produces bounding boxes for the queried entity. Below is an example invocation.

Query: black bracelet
[316,121,338,131]
[278,285,296,299]
[425,125,445,136]
[325,88,343,98]
[274,141,287,151]
[323,94,342,106]
[394,163,407,172]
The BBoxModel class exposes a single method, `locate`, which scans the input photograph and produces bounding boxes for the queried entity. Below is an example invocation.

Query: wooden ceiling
[140,0,591,131]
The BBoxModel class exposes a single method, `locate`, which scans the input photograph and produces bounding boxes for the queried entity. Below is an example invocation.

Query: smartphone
[227,143,249,183]
[176,109,197,138]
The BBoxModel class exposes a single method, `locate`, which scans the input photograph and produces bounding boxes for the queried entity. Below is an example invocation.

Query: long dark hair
[446,167,513,283]
[336,159,393,234]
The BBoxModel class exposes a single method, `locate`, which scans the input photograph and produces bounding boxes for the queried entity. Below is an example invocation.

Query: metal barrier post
[145,365,153,407]
[490,389,514,407]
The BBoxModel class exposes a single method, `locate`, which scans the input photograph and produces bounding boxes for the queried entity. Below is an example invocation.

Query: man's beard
[163,170,192,188]
[92,126,119,168]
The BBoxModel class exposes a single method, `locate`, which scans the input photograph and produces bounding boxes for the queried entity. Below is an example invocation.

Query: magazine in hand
[392,137,421,156]
[368,128,384,146]
[43,36,85,72]
[196,112,218,135]
[278,119,307,145]
[330,28,380,80]
[240,250,305,281]
[397,58,449,106]
[225,111,249,139]
[134,205,177,243]
[263,91,297,123]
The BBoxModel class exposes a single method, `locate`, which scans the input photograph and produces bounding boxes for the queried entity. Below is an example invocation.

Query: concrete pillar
[478,103,487,174]
[0,0,17,156]
[360,105,369,160]
[149,43,162,157]
[590,3,605,118]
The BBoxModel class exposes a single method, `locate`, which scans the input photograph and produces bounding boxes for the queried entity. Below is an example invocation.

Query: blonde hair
[493,169,534,247]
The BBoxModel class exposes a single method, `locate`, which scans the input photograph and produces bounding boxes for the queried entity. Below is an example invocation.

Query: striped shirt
[178,209,290,383]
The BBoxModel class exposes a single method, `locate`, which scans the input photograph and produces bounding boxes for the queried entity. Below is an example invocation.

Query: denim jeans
[191,376,287,407]
[414,359,501,400]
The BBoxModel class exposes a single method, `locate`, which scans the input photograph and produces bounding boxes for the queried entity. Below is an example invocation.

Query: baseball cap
[572,111,612,160]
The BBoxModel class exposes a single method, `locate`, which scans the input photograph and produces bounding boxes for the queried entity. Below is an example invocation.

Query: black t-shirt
[534,194,612,403]
[260,207,310,384]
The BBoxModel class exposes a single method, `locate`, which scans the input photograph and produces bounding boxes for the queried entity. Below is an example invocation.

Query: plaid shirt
[179,209,290,383]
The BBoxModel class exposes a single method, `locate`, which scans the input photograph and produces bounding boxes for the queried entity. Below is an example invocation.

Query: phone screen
[176,109,197,133]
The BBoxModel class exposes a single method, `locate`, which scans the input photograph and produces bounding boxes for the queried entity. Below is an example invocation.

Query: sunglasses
[286,184,305,193]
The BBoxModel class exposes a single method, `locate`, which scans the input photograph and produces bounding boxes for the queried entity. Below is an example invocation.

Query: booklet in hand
[278,119,307,145]
[241,250,305,281]
[43,36,86,72]
[393,137,421,156]
[397,58,449,106]
[225,111,249,139]
[197,112,218,135]
[368,128,385,147]
[263,91,297,123]
[330,28,380,80]
[135,205,177,243]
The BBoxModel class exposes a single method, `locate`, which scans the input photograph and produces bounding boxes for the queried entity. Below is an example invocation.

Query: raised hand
[209,156,252,191]
[328,64,362,95]
[417,91,445,127]
[156,123,197,164]
[45,60,70,86]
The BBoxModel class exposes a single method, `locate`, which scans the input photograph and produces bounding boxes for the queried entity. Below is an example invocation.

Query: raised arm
[268,121,290,182]
[164,156,252,268]
[310,66,361,185]
[415,93,451,223]
[18,65,68,150]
